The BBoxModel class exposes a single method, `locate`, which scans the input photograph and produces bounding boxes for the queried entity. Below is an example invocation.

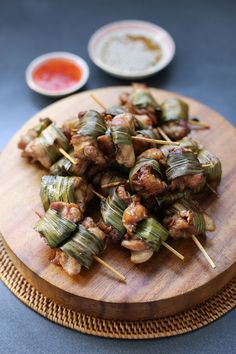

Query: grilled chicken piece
[53,250,82,276]
[50,202,82,223]
[121,238,148,251]
[121,192,154,264]
[23,139,52,169]
[169,173,205,192]
[132,131,161,155]
[116,185,132,205]
[97,134,115,158]
[111,113,136,168]
[132,165,167,198]
[163,209,195,239]
[140,148,166,164]
[132,137,151,156]
[134,114,153,128]
[130,249,154,264]
[82,217,106,241]
[18,118,52,150]
[122,234,154,264]
[122,196,148,234]
[72,135,106,165]
[62,117,80,139]
[18,129,38,150]
[69,158,90,177]
[120,83,161,126]
[73,177,94,213]
[97,221,122,243]
[161,121,190,140]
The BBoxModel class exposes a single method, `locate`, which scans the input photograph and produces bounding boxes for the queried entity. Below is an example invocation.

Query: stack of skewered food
[18,84,221,281]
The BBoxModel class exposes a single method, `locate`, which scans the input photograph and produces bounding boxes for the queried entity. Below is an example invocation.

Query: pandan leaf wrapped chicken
[135,217,169,251]
[77,110,107,137]
[129,148,167,198]
[130,90,157,109]
[100,187,128,241]
[50,150,89,177]
[40,176,93,213]
[161,98,189,123]
[121,195,169,264]
[53,217,106,275]
[62,110,107,140]
[166,148,206,192]
[34,202,82,248]
[18,118,52,152]
[159,138,200,168]
[159,98,190,140]
[123,218,169,264]
[120,83,161,126]
[20,123,70,169]
[163,198,215,239]
[110,113,136,168]
[71,110,107,166]
[198,149,222,187]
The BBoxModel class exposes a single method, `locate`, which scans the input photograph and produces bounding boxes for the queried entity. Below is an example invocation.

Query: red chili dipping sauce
[32,58,82,91]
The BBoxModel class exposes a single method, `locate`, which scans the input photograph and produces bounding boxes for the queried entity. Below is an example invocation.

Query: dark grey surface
[0,0,235,353]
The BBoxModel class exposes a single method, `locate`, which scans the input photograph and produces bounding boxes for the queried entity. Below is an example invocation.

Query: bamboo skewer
[161,241,184,260]
[35,210,126,282]
[35,211,43,218]
[131,136,179,146]
[157,131,217,269]
[101,180,129,189]
[157,127,172,142]
[92,190,106,200]
[93,255,126,282]
[202,163,212,168]
[90,93,107,110]
[93,191,184,261]
[191,235,216,269]
[206,182,219,197]
[188,119,210,129]
[58,148,77,165]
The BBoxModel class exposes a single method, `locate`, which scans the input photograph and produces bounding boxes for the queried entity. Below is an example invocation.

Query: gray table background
[0,0,235,353]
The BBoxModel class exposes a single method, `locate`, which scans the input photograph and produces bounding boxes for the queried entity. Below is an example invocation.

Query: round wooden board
[0,86,236,321]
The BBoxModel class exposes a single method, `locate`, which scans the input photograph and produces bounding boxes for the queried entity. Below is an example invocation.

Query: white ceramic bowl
[26,52,90,97]
[88,20,175,79]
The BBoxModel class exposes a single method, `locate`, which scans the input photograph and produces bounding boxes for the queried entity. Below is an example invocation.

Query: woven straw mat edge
[0,237,235,339]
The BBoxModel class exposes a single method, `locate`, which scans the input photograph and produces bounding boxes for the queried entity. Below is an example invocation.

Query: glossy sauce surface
[32,58,82,91]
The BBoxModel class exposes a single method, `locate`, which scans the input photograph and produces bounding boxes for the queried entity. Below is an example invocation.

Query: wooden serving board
[0,87,236,321]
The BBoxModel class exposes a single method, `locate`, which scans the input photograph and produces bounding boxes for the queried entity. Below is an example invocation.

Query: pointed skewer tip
[192,235,216,269]
[58,148,77,165]
[93,255,126,282]
[161,241,185,260]
[90,93,107,111]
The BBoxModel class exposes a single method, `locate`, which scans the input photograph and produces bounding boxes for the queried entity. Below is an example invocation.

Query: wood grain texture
[0,86,236,321]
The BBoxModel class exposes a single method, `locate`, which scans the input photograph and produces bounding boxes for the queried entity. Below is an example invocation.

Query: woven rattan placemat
[0,237,235,339]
